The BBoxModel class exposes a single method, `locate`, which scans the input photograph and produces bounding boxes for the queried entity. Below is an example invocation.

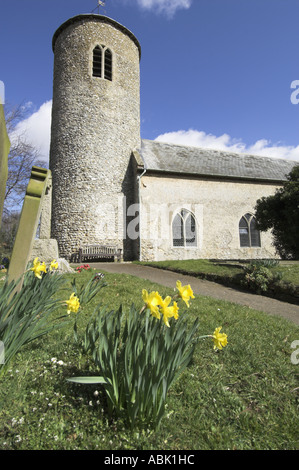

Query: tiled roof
[136,139,298,182]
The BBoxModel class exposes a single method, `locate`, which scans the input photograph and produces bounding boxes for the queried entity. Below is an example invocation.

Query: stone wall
[50,15,141,260]
[139,173,281,261]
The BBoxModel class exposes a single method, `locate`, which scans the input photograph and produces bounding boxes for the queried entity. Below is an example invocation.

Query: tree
[254,165,299,259]
[2,103,44,215]
[0,210,20,255]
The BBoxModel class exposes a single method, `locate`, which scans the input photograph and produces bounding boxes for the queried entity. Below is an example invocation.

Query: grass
[135,259,299,300]
[135,259,245,279]
[272,263,299,285]
[135,259,299,285]
[0,269,298,450]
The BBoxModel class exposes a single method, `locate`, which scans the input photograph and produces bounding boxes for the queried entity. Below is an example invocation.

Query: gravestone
[30,172,60,263]
[7,166,51,289]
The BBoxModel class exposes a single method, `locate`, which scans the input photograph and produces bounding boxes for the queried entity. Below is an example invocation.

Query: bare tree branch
[3,103,44,214]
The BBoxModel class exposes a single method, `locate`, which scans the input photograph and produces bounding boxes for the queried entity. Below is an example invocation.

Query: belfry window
[92,46,102,77]
[104,48,112,81]
[172,209,197,247]
[239,213,261,247]
[92,45,113,81]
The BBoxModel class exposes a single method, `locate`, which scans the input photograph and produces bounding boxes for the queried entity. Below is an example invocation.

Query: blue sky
[1,0,299,162]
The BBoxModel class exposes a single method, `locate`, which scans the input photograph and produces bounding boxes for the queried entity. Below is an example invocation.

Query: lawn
[135,259,299,285]
[0,269,298,450]
[272,263,299,285]
[136,259,245,279]
[135,259,299,301]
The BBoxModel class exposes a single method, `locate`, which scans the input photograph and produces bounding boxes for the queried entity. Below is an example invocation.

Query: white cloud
[12,102,299,167]
[12,100,52,163]
[132,0,192,17]
[155,129,299,161]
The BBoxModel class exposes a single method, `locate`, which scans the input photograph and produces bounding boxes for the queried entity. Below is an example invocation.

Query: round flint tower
[49,14,141,259]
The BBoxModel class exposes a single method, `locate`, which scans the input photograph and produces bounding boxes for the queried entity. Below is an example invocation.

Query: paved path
[90,262,299,325]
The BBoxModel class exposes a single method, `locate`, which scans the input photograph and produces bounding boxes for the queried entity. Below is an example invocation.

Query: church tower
[49,14,141,259]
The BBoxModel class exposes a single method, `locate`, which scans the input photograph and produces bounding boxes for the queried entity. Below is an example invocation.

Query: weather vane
[92,1,106,14]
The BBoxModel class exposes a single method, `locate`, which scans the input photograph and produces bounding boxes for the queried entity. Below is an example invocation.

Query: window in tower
[104,48,113,81]
[92,45,113,81]
[92,45,102,78]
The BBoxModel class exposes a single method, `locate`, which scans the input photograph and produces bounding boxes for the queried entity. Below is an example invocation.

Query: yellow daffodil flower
[212,327,228,350]
[30,257,47,279]
[50,259,59,271]
[176,281,195,307]
[142,289,162,319]
[170,301,179,320]
[159,296,179,327]
[66,293,80,314]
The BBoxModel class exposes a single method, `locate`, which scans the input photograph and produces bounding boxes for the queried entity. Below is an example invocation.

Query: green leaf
[66,376,108,384]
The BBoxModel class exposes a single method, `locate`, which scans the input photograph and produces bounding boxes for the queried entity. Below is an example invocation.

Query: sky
[1,0,299,164]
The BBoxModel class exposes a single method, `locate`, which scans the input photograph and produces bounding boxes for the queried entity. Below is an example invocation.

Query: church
[46,13,297,262]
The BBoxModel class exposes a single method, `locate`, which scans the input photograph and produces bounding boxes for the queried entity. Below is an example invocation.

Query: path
[90,262,299,326]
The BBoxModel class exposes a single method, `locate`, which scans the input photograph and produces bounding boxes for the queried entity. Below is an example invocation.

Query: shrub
[255,165,299,259]
[241,265,274,293]
[249,259,280,268]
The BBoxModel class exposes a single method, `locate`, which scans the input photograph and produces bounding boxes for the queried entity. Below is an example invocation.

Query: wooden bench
[78,245,122,263]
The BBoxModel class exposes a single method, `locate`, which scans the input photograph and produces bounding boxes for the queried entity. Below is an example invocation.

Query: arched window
[172,209,197,247]
[92,46,102,78]
[92,45,113,81]
[239,213,261,247]
[104,48,112,81]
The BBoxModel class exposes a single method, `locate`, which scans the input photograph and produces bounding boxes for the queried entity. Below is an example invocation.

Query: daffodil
[159,296,179,327]
[170,301,179,320]
[30,257,47,279]
[212,327,228,350]
[176,281,195,307]
[50,259,58,271]
[66,293,80,314]
[142,289,162,319]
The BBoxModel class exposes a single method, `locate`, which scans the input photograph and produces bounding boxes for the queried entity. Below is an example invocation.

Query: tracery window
[239,213,261,247]
[172,209,197,247]
[92,45,113,81]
